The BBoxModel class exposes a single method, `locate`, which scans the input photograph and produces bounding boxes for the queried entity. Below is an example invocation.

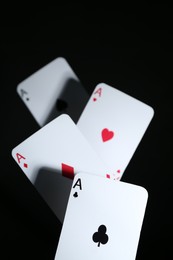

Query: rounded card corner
[96,82,106,88]
[56,56,67,64]
[140,186,149,200]
[150,106,155,118]
[59,113,73,123]
[11,148,15,158]
[16,83,21,92]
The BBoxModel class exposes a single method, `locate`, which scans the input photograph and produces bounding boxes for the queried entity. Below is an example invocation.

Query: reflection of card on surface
[55,172,148,260]
[11,115,108,222]
[77,83,154,180]
[17,57,89,126]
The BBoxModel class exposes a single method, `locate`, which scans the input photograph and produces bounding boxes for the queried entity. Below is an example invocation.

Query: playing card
[35,167,73,224]
[77,83,154,180]
[17,57,89,126]
[54,172,148,260]
[11,114,108,222]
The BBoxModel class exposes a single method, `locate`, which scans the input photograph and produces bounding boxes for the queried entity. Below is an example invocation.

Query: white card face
[55,172,148,260]
[11,114,108,222]
[77,83,154,180]
[17,57,89,126]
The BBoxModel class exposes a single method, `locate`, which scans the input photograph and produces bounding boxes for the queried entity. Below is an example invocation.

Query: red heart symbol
[101,128,114,142]
[93,97,97,102]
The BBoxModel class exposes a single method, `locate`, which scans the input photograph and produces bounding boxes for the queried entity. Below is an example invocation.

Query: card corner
[11,148,15,158]
[150,106,155,118]
[139,185,149,200]
[96,82,106,88]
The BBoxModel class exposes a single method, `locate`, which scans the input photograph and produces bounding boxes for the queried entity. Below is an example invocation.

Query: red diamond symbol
[24,163,28,168]
[61,163,74,179]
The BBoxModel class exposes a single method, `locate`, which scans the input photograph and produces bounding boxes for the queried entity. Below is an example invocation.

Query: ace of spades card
[17,57,89,126]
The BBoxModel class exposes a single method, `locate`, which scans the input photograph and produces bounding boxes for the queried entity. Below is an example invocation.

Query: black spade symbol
[73,192,78,198]
[56,99,68,111]
[92,225,109,247]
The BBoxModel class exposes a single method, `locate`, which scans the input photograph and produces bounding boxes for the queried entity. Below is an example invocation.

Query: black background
[1,4,172,259]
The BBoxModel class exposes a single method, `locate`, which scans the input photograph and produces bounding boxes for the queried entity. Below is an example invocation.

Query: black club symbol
[73,192,78,198]
[92,225,109,247]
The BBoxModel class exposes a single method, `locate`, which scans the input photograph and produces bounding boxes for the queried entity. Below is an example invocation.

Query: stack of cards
[12,57,154,259]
